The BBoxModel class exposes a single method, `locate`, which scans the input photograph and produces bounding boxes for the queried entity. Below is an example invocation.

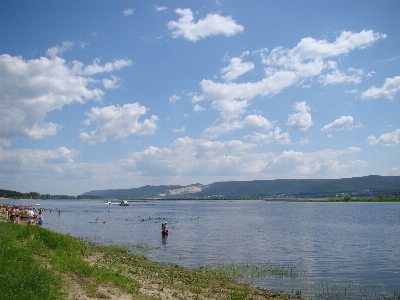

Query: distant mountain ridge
[83,175,400,199]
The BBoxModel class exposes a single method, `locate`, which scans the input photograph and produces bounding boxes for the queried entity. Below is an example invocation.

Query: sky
[1,0,399,196]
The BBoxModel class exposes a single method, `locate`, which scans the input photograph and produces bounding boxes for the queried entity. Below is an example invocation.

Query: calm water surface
[6,199,400,298]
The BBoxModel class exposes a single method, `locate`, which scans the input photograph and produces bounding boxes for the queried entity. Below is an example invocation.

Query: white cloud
[0,146,130,195]
[244,127,291,145]
[72,58,132,76]
[102,75,120,89]
[319,69,362,85]
[169,94,181,104]
[201,97,251,138]
[173,127,186,133]
[121,137,261,177]
[0,138,368,195]
[195,71,297,138]
[0,146,78,178]
[321,116,354,132]
[197,70,297,103]
[361,76,400,100]
[367,129,400,147]
[189,30,385,140]
[167,8,244,42]
[221,54,254,81]
[264,30,386,65]
[286,101,313,131]
[0,54,106,143]
[243,115,274,131]
[201,113,274,141]
[121,138,365,180]
[123,8,134,16]
[155,5,167,12]
[262,30,385,81]
[79,103,159,144]
[193,104,206,112]
[46,41,74,58]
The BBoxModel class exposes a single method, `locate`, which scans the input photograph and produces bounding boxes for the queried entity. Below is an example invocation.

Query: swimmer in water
[161,222,168,235]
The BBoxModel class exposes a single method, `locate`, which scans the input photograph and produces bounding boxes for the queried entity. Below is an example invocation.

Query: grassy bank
[0,219,301,300]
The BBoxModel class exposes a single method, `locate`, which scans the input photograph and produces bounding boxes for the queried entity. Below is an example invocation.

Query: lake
[4,199,400,299]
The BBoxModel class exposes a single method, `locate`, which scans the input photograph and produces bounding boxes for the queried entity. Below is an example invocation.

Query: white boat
[119,200,129,206]
[105,201,112,205]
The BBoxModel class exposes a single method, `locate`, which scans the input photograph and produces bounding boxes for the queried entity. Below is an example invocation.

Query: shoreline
[0,211,301,300]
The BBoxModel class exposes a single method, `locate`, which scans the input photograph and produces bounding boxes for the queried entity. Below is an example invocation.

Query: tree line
[0,189,103,200]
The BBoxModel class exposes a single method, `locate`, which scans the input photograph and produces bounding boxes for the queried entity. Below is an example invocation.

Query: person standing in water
[161,222,168,235]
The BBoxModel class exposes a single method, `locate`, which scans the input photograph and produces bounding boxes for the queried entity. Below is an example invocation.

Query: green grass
[0,223,65,299]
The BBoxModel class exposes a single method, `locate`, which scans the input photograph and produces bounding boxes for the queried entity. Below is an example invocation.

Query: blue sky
[1,0,399,196]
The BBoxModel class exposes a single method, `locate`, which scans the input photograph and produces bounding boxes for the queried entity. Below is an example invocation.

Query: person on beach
[10,210,16,223]
[161,222,168,235]
[38,211,43,226]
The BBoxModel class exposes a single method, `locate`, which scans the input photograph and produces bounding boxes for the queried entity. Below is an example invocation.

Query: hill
[82,175,400,199]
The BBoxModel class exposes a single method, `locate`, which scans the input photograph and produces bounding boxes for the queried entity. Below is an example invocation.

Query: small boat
[119,201,129,206]
[20,210,35,218]
[105,201,112,205]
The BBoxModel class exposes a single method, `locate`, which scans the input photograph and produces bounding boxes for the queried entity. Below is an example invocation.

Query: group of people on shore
[0,203,50,226]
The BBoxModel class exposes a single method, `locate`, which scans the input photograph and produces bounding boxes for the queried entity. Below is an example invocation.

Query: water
[4,199,400,299]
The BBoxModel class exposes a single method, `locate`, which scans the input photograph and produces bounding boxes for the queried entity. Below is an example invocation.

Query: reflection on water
[4,199,400,299]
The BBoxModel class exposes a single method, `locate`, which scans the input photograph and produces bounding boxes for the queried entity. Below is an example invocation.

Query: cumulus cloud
[221,52,254,81]
[244,127,291,145]
[263,30,386,67]
[202,114,274,140]
[243,115,274,131]
[367,129,400,146]
[79,103,159,144]
[121,137,365,180]
[286,101,313,131]
[361,76,400,100]
[0,146,130,195]
[0,51,132,144]
[195,71,297,138]
[0,54,107,143]
[167,8,244,42]
[192,31,385,139]
[261,30,385,80]
[0,138,368,194]
[0,146,78,176]
[321,116,353,132]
